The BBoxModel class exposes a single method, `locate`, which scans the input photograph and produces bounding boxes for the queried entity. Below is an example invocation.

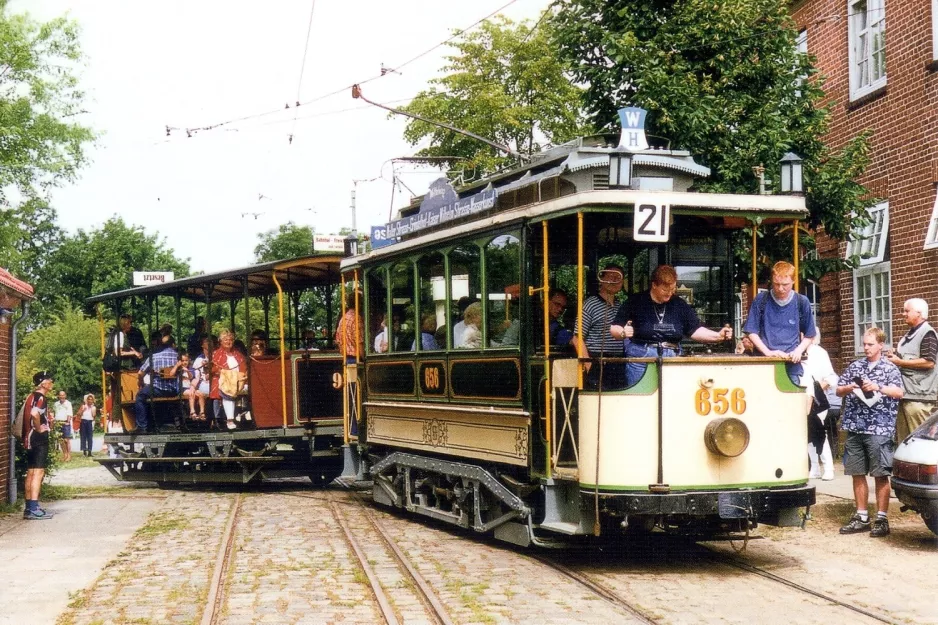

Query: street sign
[313,235,346,252]
[132,271,174,286]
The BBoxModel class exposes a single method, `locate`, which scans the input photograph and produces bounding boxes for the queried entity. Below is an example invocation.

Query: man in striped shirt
[573,264,632,389]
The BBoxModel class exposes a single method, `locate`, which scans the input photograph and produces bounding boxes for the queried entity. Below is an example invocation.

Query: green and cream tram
[344,129,815,545]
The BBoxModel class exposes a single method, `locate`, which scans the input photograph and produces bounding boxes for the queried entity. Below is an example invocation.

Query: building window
[933,0,938,60]
[924,190,938,250]
[846,202,889,265]
[853,262,891,351]
[795,29,808,96]
[848,0,886,100]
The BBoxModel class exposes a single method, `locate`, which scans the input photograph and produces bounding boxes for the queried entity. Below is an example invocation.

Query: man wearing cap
[21,372,54,520]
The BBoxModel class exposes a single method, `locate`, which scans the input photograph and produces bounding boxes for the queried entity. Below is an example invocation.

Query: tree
[43,216,191,322]
[550,0,874,278]
[0,2,95,320]
[254,222,314,262]
[398,15,591,181]
[0,2,95,203]
[16,307,102,402]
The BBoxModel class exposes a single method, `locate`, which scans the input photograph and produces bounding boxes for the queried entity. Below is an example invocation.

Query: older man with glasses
[743,260,816,384]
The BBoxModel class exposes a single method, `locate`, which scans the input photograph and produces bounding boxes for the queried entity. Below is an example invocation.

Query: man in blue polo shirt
[743,261,816,384]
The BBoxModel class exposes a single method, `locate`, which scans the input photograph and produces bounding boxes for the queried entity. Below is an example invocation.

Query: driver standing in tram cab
[610,265,732,387]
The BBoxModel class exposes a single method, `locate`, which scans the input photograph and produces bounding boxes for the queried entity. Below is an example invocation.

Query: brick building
[1,269,34,504]
[791,0,938,369]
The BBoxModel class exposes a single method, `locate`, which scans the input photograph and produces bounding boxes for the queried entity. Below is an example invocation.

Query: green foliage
[550,0,876,279]
[16,307,102,400]
[0,2,95,320]
[254,222,314,262]
[43,216,190,321]
[399,15,591,181]
[0,1,95,203]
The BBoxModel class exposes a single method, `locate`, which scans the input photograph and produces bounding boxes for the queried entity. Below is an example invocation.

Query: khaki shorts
[843,432,894,478]
[897,400,936,442]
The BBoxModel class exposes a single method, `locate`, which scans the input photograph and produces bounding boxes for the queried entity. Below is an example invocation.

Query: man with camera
[836,327,904,538]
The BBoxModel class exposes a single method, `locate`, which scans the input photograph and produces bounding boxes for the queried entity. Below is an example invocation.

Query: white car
[892,413,938,536]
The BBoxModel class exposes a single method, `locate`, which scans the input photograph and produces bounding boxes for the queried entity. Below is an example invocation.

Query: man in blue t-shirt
[743,261,816,384]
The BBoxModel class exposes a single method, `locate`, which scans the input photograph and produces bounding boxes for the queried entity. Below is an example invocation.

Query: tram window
[417,253,445,351]
[485,233,521,347]
[450,244,481,349]
[673,265,729,328]
[367,267,389,354]
[390,261,415,352]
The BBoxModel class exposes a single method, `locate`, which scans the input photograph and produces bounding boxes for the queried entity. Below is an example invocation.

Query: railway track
[529,553,661,624]
[330,492,456,625]
[697,545,902,625]
[201,493,243,625]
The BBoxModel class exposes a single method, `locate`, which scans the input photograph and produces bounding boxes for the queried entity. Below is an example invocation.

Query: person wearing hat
[21,372,55,520]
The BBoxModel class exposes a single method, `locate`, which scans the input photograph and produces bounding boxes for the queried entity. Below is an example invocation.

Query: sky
[17,0,551,274]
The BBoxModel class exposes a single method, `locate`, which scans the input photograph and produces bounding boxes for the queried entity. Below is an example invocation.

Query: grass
[135,511,190,538]
[59,452,106,470]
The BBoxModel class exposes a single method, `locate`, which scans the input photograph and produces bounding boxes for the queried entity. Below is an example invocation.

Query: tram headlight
[704,417,750,457]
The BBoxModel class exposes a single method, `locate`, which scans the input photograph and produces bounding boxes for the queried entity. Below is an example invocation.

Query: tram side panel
[577,359,812,526]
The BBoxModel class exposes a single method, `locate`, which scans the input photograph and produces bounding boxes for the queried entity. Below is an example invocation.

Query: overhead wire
[289,0,319,144]
[168,0,522,139]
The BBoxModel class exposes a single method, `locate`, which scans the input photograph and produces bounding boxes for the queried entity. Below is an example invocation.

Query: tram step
[536,521,584,535]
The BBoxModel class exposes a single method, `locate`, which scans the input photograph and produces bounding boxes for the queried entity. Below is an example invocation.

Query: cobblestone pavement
[59,490,234,625]
[42,471,937,625]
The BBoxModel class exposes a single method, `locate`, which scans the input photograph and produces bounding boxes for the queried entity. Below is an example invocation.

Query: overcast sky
[17,0,550,274]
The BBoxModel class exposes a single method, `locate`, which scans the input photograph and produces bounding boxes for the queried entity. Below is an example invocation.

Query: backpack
[103,329,120,372]
[12,400,27,443]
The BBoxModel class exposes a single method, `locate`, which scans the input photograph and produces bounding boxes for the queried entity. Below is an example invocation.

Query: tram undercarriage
[370,450,815,546]
[96,423,344,485]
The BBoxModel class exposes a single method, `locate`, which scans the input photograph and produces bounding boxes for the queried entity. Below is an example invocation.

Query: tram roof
[344,189,808,267]
[86,254,343,304]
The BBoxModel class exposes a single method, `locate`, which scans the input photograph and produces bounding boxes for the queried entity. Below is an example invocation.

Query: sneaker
[870,517,890,537]
[839,514,871,534]
[809,470,822,479]
[821,472,835,481]
[23,509,54,521]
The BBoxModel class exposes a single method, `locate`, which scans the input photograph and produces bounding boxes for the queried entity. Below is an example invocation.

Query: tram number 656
[695,388,746,416]
[424,367,441,390]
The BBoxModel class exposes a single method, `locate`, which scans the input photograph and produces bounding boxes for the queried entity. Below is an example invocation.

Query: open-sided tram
[89,255,349,485]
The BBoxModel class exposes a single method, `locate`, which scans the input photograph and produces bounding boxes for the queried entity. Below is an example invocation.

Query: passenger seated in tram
[211,329,246,431]
[536,288,575,350]
[134,331,180,433]
[610,265,733,387]
[452,297,476,347]
[191,336,212,419]
[171,352,204,420]
[374,313,400,353]
[412,313,440,350]
[459,303,483,349]
[249,329,278,357]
